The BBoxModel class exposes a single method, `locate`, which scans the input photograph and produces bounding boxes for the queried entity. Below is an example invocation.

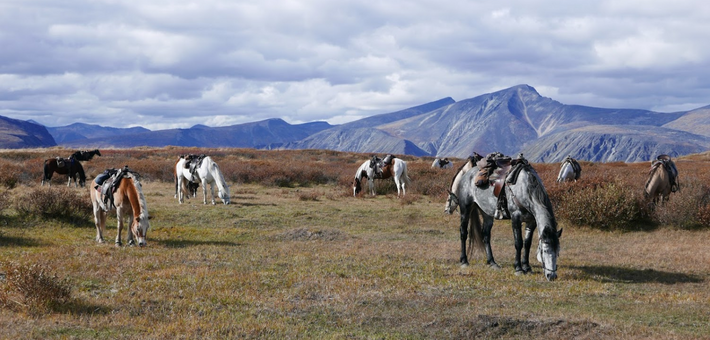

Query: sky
[1,0,710,131]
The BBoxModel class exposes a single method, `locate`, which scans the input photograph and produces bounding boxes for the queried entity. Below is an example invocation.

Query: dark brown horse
[71,149,101,161]
[42,157,86,187]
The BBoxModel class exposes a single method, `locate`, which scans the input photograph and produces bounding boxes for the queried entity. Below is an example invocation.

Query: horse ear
[557,228,563,238]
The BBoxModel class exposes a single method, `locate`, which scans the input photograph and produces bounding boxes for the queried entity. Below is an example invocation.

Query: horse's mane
[520,165,558,235]
[124,172,149,220]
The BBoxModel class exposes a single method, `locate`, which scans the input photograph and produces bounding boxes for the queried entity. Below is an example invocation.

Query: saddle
[564,156,582,180]
[55,157,67,168]
[474,153,530,219]
[95,166,130,211]
[438,158,450,167]
[187,154,206,178]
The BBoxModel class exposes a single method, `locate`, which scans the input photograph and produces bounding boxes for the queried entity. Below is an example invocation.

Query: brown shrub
[13,187,92,222]
[0,261,72,315]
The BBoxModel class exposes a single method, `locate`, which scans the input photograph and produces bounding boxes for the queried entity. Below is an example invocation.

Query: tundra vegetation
[0,147,708,339]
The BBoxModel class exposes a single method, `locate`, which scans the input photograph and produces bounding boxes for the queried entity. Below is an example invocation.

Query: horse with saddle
[473,152,531,220]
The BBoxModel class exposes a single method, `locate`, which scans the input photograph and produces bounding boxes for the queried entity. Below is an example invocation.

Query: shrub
[554,181,643,230]
[13,187,92,222]
[651,178,710,229]
[0,261,72,315]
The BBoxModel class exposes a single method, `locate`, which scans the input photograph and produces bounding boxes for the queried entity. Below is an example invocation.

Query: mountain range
[4,84,709,162]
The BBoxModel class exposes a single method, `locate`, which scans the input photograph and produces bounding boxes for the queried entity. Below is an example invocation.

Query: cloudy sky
[1,0,709,130]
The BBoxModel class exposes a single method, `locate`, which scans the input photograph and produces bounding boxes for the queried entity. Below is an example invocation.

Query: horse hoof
[489,263,501,270]
[460,263,469,268]
[115,242,122,247]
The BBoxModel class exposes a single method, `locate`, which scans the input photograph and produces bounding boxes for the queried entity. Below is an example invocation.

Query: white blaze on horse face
[537,240,558,281]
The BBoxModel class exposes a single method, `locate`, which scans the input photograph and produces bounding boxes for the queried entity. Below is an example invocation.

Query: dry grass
[0,147,708,339]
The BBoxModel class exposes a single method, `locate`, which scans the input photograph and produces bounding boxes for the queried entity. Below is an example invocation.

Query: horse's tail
[468,206,485,258]
[401,161,412,186]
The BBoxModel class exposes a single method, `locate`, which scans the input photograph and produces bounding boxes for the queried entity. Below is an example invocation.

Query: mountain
[0,116,56,148]
[47,123,150,144]
[8,84,709,162]
[284,85,709,162]
[59,118,333,149]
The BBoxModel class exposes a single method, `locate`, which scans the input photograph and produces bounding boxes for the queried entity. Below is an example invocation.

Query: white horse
[174,156,199,204]
[195,156,231,205]
[557,156,581,182]
[431,158,453,169]
[378,156,412,197]
[353,156,382,196]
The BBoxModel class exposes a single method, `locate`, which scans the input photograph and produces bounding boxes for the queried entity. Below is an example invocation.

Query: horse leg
[522,222,536,274]
[202,179,209,204]
[481,215,500,269]
[459,208,470,266]
[93,199,106,243]
[210,182,216,205]
[115,208,124,247]
[511,213,525,274]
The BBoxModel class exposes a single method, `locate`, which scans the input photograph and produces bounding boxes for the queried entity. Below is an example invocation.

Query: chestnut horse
[42,157,86,187]
[90,170,150,246]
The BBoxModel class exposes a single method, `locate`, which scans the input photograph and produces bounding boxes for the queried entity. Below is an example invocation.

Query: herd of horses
[40,149,680,281]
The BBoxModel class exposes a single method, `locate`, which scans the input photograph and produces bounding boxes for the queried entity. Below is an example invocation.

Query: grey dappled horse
[449,162,562,281]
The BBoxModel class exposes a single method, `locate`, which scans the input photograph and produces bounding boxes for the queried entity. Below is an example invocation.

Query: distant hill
[47,123,150,144]
[0,116,56,148]
[58,118,333,149]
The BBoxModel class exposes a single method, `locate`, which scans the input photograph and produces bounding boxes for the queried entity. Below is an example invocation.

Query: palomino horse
[431,158,453,169]
[353,156,382,196]
[644,155,679,204]
[556,156,581,182]
[174,156,200,203]
[71,149,101,161]
[90,170,150,247]
[449,156,562,281]
[194,156,231,205]
[377,155,411,197]
[445,153,483,214]
[41,157,86,187]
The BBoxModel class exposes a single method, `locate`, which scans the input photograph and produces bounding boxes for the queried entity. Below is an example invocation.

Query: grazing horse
[449,156,562,281]
[41,157,86,187]
[71,149,101,161]
[353,156,382,196]
[445,153,483,214]
[90,170,150,247]
[557,156,581,182]
[174,156,200,203]
[194,156,231,205]
[644,155,679,204]
[377,156,411,197]
[431,158,453,169]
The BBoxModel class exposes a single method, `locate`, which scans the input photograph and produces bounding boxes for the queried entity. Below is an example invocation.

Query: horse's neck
[122,176,146,218]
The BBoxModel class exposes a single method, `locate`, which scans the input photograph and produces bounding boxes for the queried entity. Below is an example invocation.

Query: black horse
[42,157,86,187]
[70,149,101,161]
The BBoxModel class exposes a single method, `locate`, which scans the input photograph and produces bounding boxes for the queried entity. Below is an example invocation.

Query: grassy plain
[0,148,708,339]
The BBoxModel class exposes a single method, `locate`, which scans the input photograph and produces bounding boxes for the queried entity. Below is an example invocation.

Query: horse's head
[218,185,231,204]
[94,149,102,157]
[131,215,150,247]
[537,227,562,281]
[444,190,458,214]
[370,156,383,178]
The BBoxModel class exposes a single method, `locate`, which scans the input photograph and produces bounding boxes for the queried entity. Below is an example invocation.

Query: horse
[377,155,411,197]
[71,149,101,161]
[194,156,231,205]
[431,158,453,169]
[90,170,150,247]
[448,157,562,281]
[445,153,483,214]
[174,156,200,203]
[353,156,382,196]
[41,157,86,187]
[644,155,679,205]
[557,156,581,182]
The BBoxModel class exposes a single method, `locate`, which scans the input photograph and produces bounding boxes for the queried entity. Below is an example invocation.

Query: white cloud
[1,0,710,130]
